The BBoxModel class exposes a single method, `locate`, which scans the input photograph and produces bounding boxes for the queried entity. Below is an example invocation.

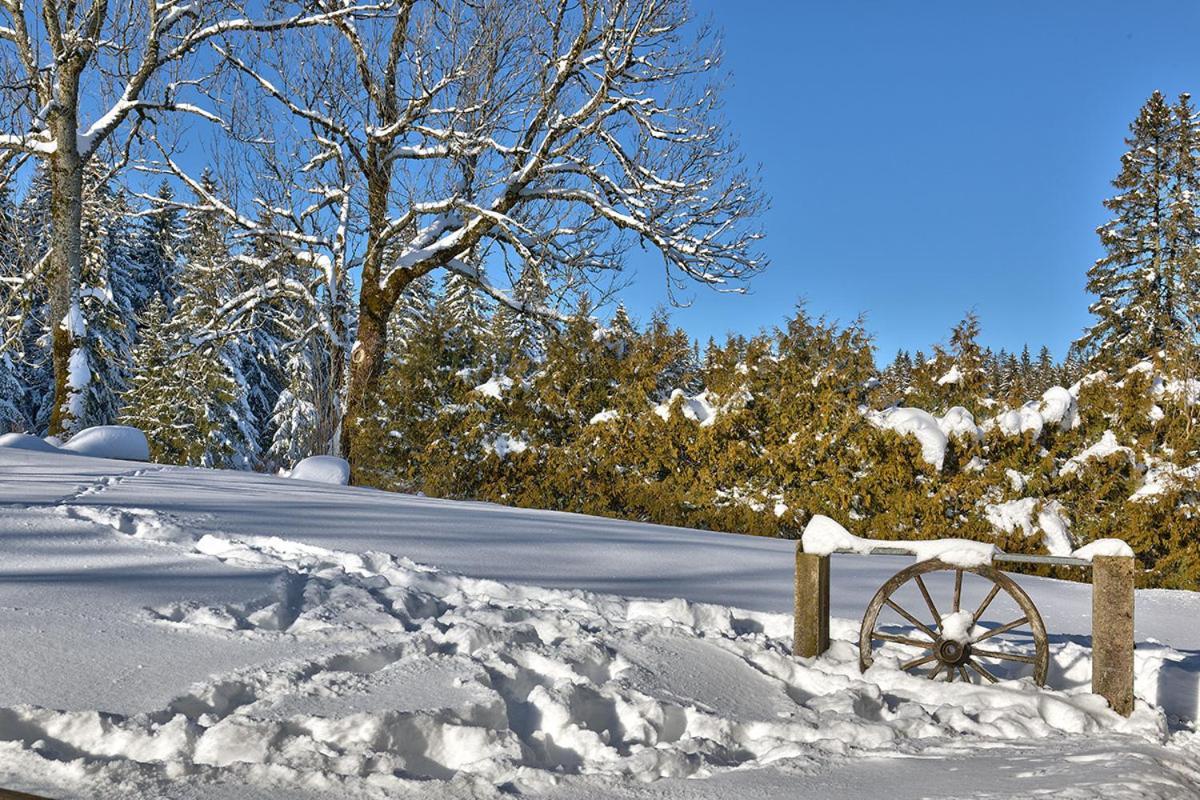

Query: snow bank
[285,456,350,485]
[6,501,1164,800]
[59,425,149,461]
[0,453,1190,799]
[868,407,948,470]
[801,514,997,567]
[0,433,61,453]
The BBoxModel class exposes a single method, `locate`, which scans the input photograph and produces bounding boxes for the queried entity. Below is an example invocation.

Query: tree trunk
[45,110,84,437]
[340,290,390,477]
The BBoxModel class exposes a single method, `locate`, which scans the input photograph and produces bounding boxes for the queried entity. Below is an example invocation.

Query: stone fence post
[794,542,830,658]
[1091,555,1135,716]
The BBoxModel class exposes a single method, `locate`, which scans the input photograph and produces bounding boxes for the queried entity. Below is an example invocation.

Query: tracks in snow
[0,501,1177,798]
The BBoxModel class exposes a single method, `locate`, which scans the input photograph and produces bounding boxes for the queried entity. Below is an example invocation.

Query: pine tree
[267,347,324,469]
[13,168,53,431]
[0,183,30,431]
[121,295,178,458]
[124,172,257,468]
[1077,91,1200,370]
[496,264,550,364]
[129,181,185,315]
[61,173,138,433]
[1035,345,1056,392]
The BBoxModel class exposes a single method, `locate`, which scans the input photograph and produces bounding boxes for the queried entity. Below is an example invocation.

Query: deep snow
[0,449,1198,798]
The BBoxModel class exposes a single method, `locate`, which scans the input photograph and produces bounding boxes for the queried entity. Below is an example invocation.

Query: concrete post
[1092,555,1135,716]
[794,544,830,658]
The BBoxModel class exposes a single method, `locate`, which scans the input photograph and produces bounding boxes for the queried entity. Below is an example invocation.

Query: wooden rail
[0,788,54,799]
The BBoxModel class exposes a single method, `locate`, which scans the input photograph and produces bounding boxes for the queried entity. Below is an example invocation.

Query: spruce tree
[129,181,185,314]
[1077,91,1200,369]
[124,173,257,468]
[121,295,178,458]
[62,174,138,433]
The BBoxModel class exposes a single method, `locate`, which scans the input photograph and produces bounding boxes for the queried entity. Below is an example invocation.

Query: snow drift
[59,425,150,461]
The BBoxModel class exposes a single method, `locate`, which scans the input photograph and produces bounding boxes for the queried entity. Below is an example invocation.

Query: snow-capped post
[793,543,830,658]
[1091,555,1135,716]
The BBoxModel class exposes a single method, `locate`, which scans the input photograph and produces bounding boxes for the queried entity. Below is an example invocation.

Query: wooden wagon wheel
[859,559,1049,685]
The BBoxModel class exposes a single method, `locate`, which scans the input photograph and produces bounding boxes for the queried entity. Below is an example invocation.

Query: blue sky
[617,1,1200,359]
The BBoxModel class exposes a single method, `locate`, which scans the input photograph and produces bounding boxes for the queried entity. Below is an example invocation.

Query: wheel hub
[937,639,970,666]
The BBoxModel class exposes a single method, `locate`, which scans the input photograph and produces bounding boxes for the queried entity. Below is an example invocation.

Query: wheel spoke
[900,653,937,671]
[967,659,1000,683]
[884,598,938,639]
[872,631,934,649]
[973,616,1029,643]
[973,582,1002,621]
[914,575,941,630]
[944,664,954,682]
[971,647,1036,664]
[952,569,963,612]
[927,662,943,680]
[958,665,972,683]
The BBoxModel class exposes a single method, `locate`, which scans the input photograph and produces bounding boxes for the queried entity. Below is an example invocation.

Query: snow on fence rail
[793,516,1136,716]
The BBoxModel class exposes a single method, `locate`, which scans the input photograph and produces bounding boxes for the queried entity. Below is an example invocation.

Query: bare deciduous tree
[219,0,765,472]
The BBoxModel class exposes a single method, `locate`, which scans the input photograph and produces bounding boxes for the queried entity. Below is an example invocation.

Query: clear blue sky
[617,1,1200,360]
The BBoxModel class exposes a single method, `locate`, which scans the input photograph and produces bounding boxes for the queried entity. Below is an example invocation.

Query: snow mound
[1037,500,1075,556]
[1073,538,1135,560]
[1038,386,1078,430]
[59,425,149,461]
[286,456,350,485]
[936,364,963,385]
[801,514,997,567]
[868,407,948,469]
[0,432,62,453]
[938,406,982,441]
[1060,430,1137,477]
[993,402,1044,439]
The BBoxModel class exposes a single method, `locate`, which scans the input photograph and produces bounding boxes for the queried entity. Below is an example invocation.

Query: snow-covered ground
[1,448,1199,798]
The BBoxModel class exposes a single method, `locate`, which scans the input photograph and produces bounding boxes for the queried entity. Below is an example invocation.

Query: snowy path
[0,449,1199,798]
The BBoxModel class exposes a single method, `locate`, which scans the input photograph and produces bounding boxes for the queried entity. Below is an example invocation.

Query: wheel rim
[858,559,1049,686]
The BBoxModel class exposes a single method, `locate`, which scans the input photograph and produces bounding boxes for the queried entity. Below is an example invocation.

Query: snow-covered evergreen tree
[387,273,437,361]
[494,264,550,365]
[61,174,139,434]
[129,181,185,315]
[124,173,258,468]
[267,347,323,469]
[1077,91,1200,370]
